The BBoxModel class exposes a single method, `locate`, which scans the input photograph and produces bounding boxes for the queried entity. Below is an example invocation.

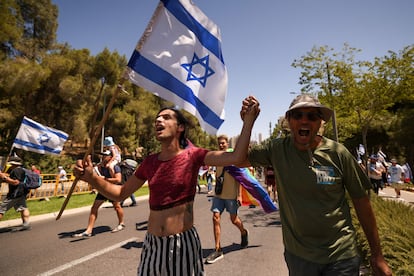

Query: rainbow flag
[240,185,260,207]
[225,166,278,213]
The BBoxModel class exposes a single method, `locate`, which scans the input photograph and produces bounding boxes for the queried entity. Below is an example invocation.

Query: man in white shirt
[387,158,405,198]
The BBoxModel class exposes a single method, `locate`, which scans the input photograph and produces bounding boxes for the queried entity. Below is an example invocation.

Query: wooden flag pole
[56,81,124,220]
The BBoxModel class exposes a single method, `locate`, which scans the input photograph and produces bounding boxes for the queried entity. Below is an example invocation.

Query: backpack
[22,168,42,189]
[214,169,225,195]
[119,159,138,184]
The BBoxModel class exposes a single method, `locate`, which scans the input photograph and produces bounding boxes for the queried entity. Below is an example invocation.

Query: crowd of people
[367,153,412,198]
[4,94,413,275]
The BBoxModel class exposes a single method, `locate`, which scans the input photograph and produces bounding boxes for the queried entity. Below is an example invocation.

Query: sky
[52,0,414,141]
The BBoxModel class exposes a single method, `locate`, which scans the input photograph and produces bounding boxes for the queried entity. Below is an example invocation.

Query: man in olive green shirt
[241,95,391,276]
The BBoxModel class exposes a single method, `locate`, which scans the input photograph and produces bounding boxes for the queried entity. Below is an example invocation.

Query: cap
[8,156,22,166]
[58,166,63,169]
[370,154,378,160]
[103,136,115,146]
[391,158,397,163]
[100,150,113,156]
[286,94,333,122]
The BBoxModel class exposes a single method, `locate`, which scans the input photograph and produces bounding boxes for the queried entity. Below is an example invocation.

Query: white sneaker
[111,224,125,233]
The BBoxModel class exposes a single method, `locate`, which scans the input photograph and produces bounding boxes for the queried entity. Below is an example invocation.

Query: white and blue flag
[125,0,228,135]
[12,117,69,155]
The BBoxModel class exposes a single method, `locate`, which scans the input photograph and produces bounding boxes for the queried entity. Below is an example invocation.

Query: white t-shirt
[388,164,403,183]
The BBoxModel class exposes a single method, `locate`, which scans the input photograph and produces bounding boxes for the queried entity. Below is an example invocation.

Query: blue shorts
[211,197,239,215]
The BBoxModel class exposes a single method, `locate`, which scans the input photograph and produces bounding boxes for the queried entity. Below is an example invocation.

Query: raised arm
[204,95,260,167]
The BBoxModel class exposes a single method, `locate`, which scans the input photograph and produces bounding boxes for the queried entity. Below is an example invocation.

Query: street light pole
[100,77,106,152]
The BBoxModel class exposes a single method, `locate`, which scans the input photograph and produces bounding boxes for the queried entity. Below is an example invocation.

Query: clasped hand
[240,95,260,121]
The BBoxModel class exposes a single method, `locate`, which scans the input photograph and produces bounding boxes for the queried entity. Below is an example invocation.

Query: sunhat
[103,136,115,146]
[8,156,23,166]
[286,94,333,122]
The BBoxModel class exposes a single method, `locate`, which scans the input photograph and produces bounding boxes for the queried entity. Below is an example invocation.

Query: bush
[352,194,414,275]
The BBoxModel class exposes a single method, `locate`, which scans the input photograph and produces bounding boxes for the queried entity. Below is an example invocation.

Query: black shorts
[95,193,113,202]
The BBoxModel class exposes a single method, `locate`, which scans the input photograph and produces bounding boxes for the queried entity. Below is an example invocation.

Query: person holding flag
[74,95,260,275]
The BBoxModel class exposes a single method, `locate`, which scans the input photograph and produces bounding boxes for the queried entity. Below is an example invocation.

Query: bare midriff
[147,201,194,237]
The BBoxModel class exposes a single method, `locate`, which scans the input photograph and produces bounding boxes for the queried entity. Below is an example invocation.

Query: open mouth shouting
[298,128,310,137]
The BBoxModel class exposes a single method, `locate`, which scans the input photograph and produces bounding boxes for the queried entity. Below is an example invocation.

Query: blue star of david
[181,53,215,87]
[38,133,51,144]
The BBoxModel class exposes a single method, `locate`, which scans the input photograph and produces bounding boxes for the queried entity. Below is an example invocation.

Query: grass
[352,193,414,275]
[1,186,149,221]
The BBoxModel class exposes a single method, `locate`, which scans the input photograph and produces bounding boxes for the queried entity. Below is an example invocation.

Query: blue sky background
[52,0,413,140]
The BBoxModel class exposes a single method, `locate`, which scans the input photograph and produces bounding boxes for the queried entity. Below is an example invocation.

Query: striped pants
[138,227,205,276]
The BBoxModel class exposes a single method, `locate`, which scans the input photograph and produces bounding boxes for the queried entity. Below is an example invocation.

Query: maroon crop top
[135,146,209,210]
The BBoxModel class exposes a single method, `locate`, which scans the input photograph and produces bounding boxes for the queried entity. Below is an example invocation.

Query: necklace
[307,148,315,169]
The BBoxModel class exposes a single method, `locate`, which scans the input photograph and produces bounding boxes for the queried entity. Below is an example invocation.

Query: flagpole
[56,81,124,220]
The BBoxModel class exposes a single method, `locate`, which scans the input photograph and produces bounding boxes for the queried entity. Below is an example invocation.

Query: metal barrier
[0,174,93,201]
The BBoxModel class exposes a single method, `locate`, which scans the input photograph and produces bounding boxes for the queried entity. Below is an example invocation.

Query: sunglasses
[289,111,322,121]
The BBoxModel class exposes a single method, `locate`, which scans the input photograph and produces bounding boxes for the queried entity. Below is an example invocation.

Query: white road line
[38,237,138,276]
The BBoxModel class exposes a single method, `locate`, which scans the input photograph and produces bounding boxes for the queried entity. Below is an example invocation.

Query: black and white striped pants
[138,227,205,276]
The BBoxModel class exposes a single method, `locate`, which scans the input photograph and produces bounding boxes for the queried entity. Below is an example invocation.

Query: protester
[264,165,277,202]
[103,136,122,177]
[57,165,68,194]
[31,165,41,174]
[368,154,386,194]
[0,156,31,230]
[402,161,413,183]
[72,150,125,237]
[388,158,405,199]
[241,94,392,275]
[73,96,260,275]
[205,135,249,264]
[206,166,216,194]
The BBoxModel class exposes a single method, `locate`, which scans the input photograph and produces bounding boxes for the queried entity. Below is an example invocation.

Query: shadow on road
[202,242,257,261]
[242,207,282,228]
[57,225,111,240]
[121,240,143,250]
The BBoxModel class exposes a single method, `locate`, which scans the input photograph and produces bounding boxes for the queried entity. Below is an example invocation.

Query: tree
[0,0,58,60]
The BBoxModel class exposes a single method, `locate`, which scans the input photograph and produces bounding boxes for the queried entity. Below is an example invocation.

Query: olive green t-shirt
[248,136,371,264]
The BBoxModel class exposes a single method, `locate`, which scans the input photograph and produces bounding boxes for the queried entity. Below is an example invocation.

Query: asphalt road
[0,186,412,276]
[0,189,287,276]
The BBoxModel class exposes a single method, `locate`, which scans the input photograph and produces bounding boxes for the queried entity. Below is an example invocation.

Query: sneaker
[205,250,224,264]
[21,223,31,231]
[72,231,92,238]
[241,229,249,248]
[111,223,125,233]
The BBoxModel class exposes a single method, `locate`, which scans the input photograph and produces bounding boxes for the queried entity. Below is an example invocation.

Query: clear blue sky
[53,0,413,140]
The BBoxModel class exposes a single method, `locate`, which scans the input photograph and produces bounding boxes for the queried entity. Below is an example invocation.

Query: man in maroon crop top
[74,96,260,275]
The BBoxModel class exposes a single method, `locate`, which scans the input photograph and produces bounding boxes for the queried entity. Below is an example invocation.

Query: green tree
[0,0,58,60]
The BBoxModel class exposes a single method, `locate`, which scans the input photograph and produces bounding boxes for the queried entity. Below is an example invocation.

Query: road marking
[37,237,138,276]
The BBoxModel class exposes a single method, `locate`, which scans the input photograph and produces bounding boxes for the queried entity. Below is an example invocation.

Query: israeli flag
[125,0,228,135]
[12,117,69,155]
